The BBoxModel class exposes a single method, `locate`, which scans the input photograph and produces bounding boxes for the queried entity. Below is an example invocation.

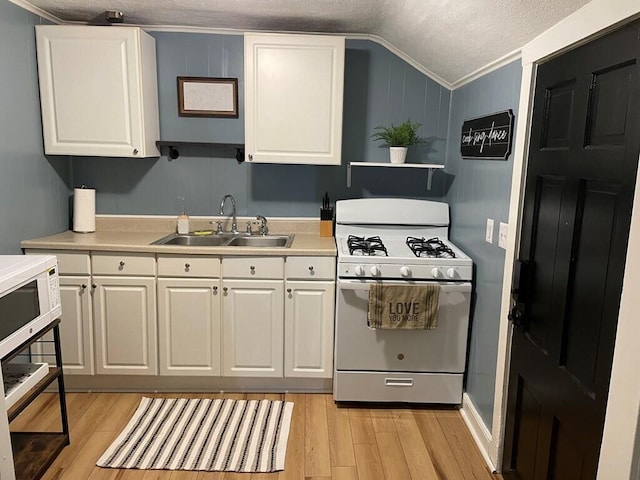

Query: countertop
[21,215,337,257]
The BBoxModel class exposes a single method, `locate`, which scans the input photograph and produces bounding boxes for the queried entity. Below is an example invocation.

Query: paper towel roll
[73,187,95,233]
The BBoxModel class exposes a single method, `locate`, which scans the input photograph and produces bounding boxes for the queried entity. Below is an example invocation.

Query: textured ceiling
[19,0,590,86]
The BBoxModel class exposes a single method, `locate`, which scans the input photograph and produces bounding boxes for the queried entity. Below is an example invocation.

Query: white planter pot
[389,147,408,164]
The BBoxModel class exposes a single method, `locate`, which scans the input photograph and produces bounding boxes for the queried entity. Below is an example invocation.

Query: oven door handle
[385,378,414,387]
[338,280,472,293]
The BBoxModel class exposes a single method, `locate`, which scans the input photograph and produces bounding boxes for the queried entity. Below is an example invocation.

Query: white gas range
[333,198,473,404]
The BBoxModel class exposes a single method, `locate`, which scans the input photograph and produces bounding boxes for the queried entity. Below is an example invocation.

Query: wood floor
[10,392,503,480]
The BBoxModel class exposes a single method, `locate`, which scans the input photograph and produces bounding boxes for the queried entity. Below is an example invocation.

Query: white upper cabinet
[244,33,345,165]
[35,25,160,157]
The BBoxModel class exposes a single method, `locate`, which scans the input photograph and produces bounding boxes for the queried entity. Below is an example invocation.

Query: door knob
[508,305,524,328]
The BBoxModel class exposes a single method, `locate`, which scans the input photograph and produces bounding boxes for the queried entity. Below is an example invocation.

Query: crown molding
[449,49,522,90]
[7,0,63,24]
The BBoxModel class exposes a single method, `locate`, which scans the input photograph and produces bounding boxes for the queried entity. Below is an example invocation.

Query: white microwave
[0,255,62,359]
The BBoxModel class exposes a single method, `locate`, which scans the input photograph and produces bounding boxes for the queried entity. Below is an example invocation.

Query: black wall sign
[461,110,514,160]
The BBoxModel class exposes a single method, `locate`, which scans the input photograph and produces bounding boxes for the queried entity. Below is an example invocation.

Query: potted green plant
[372,120,422,163]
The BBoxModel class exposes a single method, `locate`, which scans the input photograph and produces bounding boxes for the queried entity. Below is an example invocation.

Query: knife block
[320,208,333,237]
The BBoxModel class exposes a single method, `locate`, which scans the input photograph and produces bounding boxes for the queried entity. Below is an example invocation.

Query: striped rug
[97,397,294,472]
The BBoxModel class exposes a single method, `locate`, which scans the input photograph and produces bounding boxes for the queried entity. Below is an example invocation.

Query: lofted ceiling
[17,0,591,87]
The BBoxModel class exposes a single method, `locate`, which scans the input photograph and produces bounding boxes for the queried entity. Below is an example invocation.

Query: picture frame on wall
[177,77,238,118]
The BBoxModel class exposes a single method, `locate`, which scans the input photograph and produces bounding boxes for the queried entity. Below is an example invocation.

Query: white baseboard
[460,392,496,473]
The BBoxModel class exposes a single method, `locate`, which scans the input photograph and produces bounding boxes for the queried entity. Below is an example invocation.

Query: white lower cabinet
[26,249,336,385]
[158,278,221,375]
[58,276,94,374]
[92,276,157,375]
[26,250,93,375]
[284,257,336,379]
[221,257,284,377]
[284,281,335,378]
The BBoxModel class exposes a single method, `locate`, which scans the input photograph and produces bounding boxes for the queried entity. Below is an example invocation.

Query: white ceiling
[18,0,591,86]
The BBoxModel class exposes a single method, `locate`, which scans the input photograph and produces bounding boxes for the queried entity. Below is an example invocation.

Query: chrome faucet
[219,194,238,234]
[256,215,268,235]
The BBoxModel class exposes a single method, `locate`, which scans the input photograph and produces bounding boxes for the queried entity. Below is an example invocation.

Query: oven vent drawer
[333,371,463,404]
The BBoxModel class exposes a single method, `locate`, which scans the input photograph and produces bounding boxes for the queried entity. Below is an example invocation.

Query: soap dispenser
[177,207,190,234]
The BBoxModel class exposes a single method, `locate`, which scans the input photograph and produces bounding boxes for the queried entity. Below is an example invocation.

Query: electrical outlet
[486,218,494,244]
[499,222,508,249]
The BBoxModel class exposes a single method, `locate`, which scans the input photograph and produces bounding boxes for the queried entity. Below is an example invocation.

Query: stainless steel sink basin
[151,233,233,246]
[226,235,293,248]
[151,233,294,248]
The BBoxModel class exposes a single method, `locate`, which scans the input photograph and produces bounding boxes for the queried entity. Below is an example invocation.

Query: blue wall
[1,0,523,433]
[0,1,71,253]
[445,60,522,428]
[72,34,451,217]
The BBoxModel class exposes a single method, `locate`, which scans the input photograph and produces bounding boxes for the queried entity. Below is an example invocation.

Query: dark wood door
[502,20,640,480]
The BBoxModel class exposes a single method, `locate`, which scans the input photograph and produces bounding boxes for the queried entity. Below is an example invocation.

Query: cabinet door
[59,276,94,375]
[244,33,344,165]
[33,275,94,375]
[284,281,335,378]
[222,279,284,377]
[158,278,221,375]
[35,25,159,157]
[93,276,157,375]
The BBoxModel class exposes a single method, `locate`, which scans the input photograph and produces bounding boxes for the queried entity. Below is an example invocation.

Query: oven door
[335,279,471,373]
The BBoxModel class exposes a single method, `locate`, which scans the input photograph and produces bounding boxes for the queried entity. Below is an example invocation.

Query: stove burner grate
[406,236,456,258]
[347,235,388,256]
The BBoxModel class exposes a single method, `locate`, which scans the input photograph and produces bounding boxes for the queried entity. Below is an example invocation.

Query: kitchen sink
[226,235,293,247]
[152,234,232,246]
[151,233,294,248]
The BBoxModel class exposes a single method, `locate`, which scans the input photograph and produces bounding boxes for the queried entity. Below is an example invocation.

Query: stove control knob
[431,267,441,278]
[354,265,365,276]
[370,266,380,276]
[400,266,411,278]
[446,268,457,279]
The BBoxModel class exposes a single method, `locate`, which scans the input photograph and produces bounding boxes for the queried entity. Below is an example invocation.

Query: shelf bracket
[347,163,352,188]
[427,168,435,191]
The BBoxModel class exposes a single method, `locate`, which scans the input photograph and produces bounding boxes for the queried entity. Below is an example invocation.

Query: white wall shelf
[347,162,445,190]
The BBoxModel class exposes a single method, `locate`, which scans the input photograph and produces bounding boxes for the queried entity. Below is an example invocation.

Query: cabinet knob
[287,288,292,293]
[185,263,190,269]
[212,286,218,292]
[223,287,228,293]
[248,154,253,161]
[119,261,125,267]
[92,284,97,289]
[133,148,139,155]
[250,265,256,272]
[308,266,314,272]
[81,284,87,290]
